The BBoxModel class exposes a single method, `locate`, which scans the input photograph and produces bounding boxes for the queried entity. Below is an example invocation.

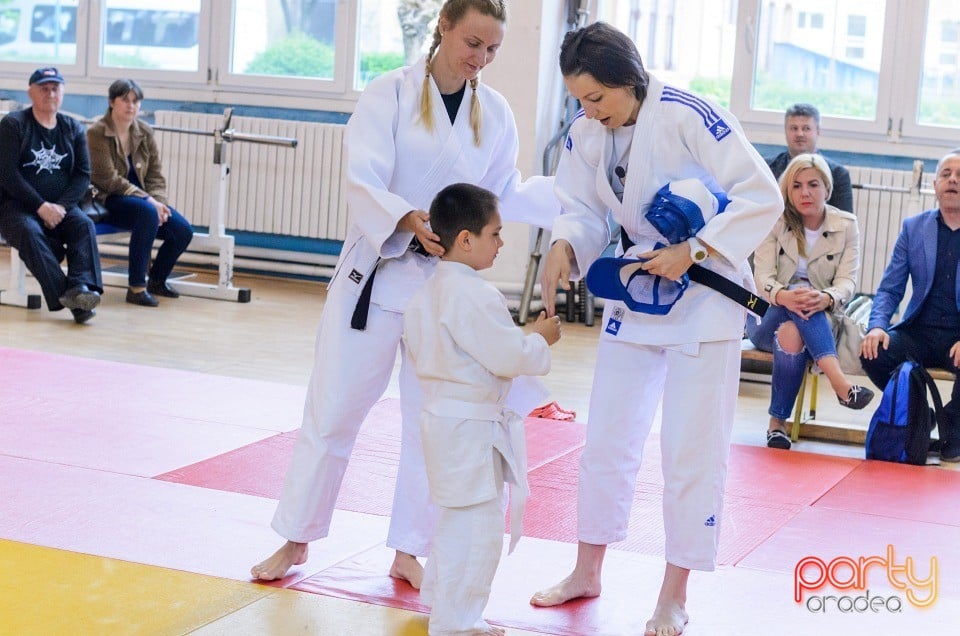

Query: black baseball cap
[29,67,65,85]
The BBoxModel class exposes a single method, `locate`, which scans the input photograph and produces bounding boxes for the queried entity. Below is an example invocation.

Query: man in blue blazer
[861,150,960,462]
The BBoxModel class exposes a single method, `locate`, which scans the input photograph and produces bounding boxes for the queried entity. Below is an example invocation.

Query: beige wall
[480,0,567,289]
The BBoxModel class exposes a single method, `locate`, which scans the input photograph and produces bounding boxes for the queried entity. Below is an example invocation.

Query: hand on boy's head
[398,209,445,256]
[533,310,562,346]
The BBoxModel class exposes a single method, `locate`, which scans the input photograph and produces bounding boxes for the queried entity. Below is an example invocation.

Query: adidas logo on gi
[709,121,730,141]
[704,515,716,527]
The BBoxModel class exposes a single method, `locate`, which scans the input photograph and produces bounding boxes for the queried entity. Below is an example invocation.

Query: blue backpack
[865,360,943,465]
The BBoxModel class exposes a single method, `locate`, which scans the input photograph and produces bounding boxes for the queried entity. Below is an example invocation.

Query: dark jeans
[104,195,193,287]
[860,323,960,454]
[0,203,103,310]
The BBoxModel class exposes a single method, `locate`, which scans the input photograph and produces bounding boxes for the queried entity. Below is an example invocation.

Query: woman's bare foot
[644,600,688,636]
[531,541,605,607]
[530,571,602,607]
[250,541,308,581]
[389,551,424,589]
[644,563,690,636]
[479,622,506,635]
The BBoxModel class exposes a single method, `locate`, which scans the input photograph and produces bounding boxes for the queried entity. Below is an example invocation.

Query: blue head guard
[585,179,728,315]
[646,179,729,244]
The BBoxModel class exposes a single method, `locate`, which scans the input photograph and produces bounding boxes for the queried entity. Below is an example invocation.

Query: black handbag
[79,186,110,223]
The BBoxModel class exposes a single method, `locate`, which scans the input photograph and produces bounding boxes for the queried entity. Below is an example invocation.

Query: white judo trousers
[271,280,437,556]
[578,337,741,571]
[421,451,506,636]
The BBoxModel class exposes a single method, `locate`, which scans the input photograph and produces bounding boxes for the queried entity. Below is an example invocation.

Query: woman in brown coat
[87,79,193,306]
[749,153,874,449]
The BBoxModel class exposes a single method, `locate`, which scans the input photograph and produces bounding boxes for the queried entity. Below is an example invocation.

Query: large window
[355,0,432,90]
[918,1,960,128]
[732,0,960,149]
[751,0,885,121]
[0,0,79,65]
[100,0,201,71]
[0,0,955,151]
[597,0,738,108]
[230,0,337,80]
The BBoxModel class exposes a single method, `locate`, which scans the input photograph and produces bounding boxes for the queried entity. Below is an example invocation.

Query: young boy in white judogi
[403,183,562,635]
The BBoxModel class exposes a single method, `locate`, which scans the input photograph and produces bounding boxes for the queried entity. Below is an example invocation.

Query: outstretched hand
[540,240,574,317]
[533,310,562,345]
[398,209,444,257]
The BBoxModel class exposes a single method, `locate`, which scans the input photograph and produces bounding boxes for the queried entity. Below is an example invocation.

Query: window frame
[729,0,918,149]
[0,0,88,82]
[210,0,357,96]
[85,0,211,84]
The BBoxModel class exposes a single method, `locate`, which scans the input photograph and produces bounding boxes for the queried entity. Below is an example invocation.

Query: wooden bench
[742,339,954,444]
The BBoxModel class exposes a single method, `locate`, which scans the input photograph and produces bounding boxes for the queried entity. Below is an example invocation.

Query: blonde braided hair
[419,0,507,146]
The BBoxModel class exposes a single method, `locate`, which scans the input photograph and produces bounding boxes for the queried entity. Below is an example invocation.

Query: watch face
[694,249,707,262]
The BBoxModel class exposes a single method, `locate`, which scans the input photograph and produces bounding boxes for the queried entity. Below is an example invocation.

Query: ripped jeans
[746,305,838,420]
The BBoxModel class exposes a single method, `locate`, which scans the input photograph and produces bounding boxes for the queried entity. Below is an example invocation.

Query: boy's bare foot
[389,551,424,589]
[250,541,308,581]
[479,622,506,635]
[529,572,601,607]
[644,600,688,636]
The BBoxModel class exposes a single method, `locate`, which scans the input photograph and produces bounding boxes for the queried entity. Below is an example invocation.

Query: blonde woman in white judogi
[251,0,557,586]
[405,183,560,635]
[530,23,782,636]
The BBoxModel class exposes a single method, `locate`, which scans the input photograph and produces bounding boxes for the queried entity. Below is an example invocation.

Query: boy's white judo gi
[552,75,782,570]
[404,260,552,634]
[270,58,556,559]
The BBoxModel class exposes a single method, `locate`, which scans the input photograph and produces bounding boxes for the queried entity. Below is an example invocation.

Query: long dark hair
[560,22,648,101]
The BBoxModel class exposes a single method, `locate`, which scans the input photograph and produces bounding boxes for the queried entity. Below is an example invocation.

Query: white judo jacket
[552,75,783,345]
[403,261,551,550]
[331,58,558,314]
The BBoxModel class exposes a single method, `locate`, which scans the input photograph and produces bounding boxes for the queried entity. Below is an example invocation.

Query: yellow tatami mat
[0,540,549,635]
[0,539,271,635]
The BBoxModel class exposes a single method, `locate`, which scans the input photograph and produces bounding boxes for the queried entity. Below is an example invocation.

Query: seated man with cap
[0,67,103,323]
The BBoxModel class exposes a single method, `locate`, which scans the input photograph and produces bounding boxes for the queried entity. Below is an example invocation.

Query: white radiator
[848,164,937,296]
[153,111,348,241]
[150,109,933,294]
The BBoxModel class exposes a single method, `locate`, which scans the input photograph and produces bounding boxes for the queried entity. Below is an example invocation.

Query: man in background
[0,67,102,323]
[767,103,854,212]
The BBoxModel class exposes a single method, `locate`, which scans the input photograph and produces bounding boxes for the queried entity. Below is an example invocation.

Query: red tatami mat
[724,444,862,504]
[0,347,305,476]
[813,459,960,526]
[157,399,403,516]
[0,454,389,586]
[295,532,955,635]
[0,347,305,432]
[739,505,960,581]
[158,400,587,516]
[738,505,960,627]
[521,443,855,563]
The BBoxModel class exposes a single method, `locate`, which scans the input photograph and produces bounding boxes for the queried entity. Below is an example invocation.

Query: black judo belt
[350,237,434,330]
[687,263,768,317]
[620,233,769,317]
